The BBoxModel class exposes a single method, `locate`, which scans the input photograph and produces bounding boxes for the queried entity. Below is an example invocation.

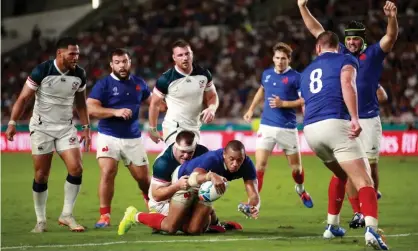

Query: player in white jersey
[148,39,219,145]
[5,37,90,232]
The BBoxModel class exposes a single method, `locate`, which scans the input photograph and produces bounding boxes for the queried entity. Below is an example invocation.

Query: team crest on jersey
[264,75,271,83]
[113,87,119,96]
[136,85,141,91]
[359,54,367,61]
[282,77,289,84]
[199,80,205,88]
[72,82,78,90]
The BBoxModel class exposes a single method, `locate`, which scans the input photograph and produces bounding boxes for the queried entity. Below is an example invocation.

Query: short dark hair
[273,42,293,59]
[316,31,339,49]
[346,20,366,30]
[109,48,130,62]
[172,39,190,51]
[176,131,196,145]
[56,37,78,50]
[225,140,245,152]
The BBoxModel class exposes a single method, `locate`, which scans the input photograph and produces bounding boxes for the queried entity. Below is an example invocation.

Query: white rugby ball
[198,180,228,202]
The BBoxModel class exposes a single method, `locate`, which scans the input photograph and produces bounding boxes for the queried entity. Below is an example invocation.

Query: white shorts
[29,123,79,155]
[162,120,200,146]
[96,133,149,166]
[256,124,299,155]
[303,119,366,163]
[358,116,382,161]
[148,200,170,216]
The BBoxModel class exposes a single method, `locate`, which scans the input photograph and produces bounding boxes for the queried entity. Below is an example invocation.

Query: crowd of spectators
[1,0,417,126]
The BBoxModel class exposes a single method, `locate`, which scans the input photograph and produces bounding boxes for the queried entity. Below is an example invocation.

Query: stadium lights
[92,0,100,9]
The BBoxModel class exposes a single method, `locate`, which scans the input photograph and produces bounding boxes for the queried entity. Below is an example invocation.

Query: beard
[113,70,130,80]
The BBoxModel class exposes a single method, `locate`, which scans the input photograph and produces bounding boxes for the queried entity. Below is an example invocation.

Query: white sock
[61,181,81,216]
[295,184,305,194]
[327,213,340,226]
[33,190,48,222]
[365,216,378,230]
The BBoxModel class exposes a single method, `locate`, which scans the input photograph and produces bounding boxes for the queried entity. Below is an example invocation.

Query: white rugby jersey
[153,64,215,130]
[26,59,86,125]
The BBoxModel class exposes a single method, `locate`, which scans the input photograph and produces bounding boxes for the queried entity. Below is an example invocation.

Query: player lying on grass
[299,31,388,250]
[118,140,259,235]
[243,42,313,208]
[148,130,242,233]
[298,0,398,229]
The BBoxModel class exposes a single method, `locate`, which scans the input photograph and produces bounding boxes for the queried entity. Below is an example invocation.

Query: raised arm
[380,1,398,53]
[244,179,260,209]
[297,0,325,38]
[376,85,388,104]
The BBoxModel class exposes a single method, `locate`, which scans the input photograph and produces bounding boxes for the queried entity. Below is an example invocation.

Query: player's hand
[243,110,253,123]
[268,95,283,108]
[211,173,228,195]
[200,107,216,124]
[383,1,397,17]
[297,0,308,7]
[148,127,163,143]
[80,128,91,152]
[176,176,190,190]
[5,125,17,141]
[349,119,362,139]
[113,108,132,120]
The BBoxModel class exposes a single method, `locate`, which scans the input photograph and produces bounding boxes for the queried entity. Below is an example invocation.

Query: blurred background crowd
[2,0,417,127]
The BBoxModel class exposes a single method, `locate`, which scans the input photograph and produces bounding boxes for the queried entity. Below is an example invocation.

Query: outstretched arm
[297,0,325,38]
[380,1,398,53]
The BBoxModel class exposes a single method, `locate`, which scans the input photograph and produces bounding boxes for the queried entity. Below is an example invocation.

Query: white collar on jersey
[110,72,131,81]
[54,59,69,75]
[174,65,193,76]
[274,66,291,74]
[319,50,338,55]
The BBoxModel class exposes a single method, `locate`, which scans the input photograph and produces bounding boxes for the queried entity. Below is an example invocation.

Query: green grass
[2,153,418,251]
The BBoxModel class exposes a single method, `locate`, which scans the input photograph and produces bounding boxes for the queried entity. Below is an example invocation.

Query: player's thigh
[256,124,277,153]
[32,153,54,182]
[276,128,300,156]
[96,133,121,161]
[59,148,83,176]
[338,158,373,189]
[187,202,212,234]
[358,116,382,162]
[55,126,80,154]
[29,129,55,155]
[162,192,196,233]
[120,137,149,168]
[98,157,119,179]
[303,121,336,163]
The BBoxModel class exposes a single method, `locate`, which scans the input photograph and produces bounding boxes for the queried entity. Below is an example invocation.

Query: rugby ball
[198,181,228,202]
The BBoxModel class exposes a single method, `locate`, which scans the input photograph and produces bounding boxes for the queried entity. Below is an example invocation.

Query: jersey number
[309,68,323,94]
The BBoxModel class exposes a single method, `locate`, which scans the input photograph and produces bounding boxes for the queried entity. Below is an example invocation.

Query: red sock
[328,176,347,215]
[256,171,265,192]
[292,169,304,184]
[100,206,111,215]
[358,186,378,218]
[348,196,361,213]
[137,212,166,230]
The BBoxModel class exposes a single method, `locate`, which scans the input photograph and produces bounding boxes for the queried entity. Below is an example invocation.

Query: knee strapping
[32,180,48,192]
[66,174,82,185]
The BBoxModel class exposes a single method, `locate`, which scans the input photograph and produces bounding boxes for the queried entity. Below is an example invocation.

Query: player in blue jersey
[87,48,152,228]
[5,37,90,232]
[118,131,241,235]
[300,31,388,250]
[243,42,313,208]
[298,0,398,228]
[118,140,258,235]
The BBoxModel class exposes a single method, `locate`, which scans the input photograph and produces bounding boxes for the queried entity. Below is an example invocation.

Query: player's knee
[187,225,204,235]
[256,161,268,171]
[34,170,49,183]
[102,167,117,180]
[353,177,374,191]
[290,164,302,172]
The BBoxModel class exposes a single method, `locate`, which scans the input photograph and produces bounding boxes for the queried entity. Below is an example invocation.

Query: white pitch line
[2,232,418,250]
